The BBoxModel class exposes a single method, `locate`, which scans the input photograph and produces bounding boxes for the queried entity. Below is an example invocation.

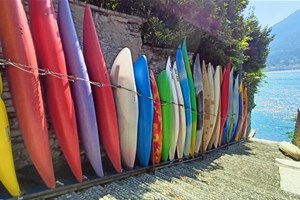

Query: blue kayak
[58,0,103,177]
[133,55,154,167]
[229,76,239,141]
[231,83,243,143]
[176,45,192,156]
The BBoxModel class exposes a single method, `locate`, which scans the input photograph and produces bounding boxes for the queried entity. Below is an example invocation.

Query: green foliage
[292,110,300,148]
[142,16,192,47]
[85,0,120,10]
[83,0,273,113]
[244,16,274,72]
[286,131,294,139]
[243,69,266,111]
[243,15,274,111]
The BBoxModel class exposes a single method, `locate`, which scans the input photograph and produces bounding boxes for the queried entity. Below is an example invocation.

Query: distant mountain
[266,9,300,71]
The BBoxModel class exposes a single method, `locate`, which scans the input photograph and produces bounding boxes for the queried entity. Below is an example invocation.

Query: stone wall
[141,45,194,76]
[0,0,179,172]
[67,0,146,69]
[141,45,178,75]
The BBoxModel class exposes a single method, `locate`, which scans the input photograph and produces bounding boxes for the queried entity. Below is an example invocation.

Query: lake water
[251,69,300,141]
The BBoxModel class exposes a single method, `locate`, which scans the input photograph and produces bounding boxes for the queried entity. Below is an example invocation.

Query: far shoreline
[265,66,300,72]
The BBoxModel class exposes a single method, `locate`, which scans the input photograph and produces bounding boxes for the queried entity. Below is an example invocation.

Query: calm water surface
[251,69,300,141]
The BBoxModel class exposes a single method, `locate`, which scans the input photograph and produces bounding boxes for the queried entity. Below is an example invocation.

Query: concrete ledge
[248,137,280,145]
[276,158,300,196]
[276,158,300,170]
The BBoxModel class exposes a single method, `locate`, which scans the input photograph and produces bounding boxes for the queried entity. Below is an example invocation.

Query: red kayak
[28,0,82,182]
[83,5,122,173]
[0,0,55,188]
[149,69,162,164]
[218,61,231,146]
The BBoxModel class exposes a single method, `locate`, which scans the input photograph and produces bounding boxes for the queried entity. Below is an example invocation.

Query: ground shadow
[0,140,255,199]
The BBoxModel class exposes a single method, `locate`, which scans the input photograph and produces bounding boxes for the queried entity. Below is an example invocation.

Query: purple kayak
[58,0,103,177]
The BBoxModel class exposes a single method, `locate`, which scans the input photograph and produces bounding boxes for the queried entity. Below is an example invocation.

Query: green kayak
[156,70,173,162]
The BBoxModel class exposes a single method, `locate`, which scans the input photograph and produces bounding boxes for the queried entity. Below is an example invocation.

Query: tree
[83,0,274,113]
[243,14,274,111]
[193,0,250,67]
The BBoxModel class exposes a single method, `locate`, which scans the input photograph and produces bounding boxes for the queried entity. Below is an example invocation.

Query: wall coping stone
[70,0,147,25]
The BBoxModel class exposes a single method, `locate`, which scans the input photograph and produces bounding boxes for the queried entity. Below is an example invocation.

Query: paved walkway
[54,140,300,200]
[276,158,300,196]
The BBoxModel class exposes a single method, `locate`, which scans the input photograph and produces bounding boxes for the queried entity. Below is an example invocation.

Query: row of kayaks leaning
[0,0,248,197]
[155,47,249,161]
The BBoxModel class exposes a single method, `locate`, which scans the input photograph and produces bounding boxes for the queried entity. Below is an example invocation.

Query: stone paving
[54,141,300,200]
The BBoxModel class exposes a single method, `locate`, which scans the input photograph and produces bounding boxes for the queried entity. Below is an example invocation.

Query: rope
[0,58,245,120]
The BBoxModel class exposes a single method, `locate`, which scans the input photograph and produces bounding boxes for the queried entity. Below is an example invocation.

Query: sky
[245,0,300,27]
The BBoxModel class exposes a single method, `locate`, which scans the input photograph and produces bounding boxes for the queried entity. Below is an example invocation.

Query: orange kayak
[149,70,162,164]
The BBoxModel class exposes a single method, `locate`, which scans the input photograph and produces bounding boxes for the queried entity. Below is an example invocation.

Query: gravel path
[54,141,300,200]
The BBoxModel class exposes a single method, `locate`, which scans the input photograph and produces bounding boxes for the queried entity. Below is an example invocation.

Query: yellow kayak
[0,74,21,196]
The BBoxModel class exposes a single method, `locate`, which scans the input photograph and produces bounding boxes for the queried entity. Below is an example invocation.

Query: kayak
[156,70,172,162]
[110,48,139,169]
[0,0,55,188]
[176,46,192,157]
[83,4,121,173]
[192,54,204,153]
[134,55,154,167]
[172,62,186,159]
[218,61,231,147]
[182,39,197,156]
[166,57,179,161]
[0,74,20,196]
[29,0,82,181]
[149,69,163,164]
[58,0,103,177]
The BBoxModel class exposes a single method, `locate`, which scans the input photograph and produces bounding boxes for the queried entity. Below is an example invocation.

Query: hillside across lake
[267,9,300,71]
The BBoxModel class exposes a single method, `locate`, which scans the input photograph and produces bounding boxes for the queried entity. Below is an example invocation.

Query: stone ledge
[248,137,280,145]
[276,158,300,170]
[69,0,147,25]
[276,158,300,196]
